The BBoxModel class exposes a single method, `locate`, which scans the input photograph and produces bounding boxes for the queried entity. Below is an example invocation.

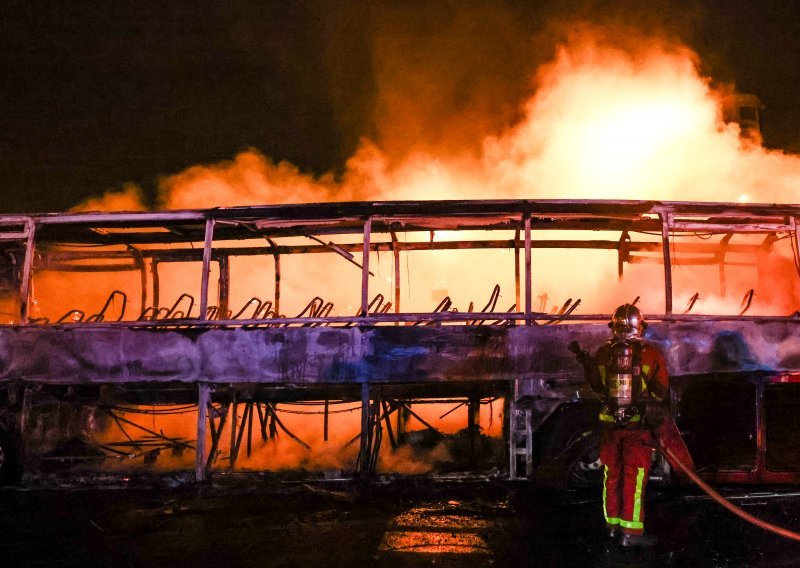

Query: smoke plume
[73,26,799,212]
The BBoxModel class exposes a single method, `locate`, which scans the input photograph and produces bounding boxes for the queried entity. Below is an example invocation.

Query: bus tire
[538,402,602,488]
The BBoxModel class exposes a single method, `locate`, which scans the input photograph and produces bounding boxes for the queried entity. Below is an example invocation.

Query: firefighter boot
[620,532,657,548]
[606,525,619,539]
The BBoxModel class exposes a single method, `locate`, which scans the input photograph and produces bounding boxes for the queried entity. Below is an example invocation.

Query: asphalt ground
[1,475,800,567]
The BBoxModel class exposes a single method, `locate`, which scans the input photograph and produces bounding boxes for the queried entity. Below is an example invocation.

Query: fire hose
[657,438,800,542]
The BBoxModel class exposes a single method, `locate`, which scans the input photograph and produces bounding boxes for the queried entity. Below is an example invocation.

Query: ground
[1,475,800,567]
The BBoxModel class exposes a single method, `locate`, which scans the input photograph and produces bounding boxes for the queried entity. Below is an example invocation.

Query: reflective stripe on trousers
[599,428,653,535]
[619,467,645,530]
[603,465,620,526]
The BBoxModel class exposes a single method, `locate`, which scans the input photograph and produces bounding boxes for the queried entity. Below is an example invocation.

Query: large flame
[486,36,799,203]
[65,30,800,474]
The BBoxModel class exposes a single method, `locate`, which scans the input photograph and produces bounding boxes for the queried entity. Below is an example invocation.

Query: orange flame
[67,29,800,473]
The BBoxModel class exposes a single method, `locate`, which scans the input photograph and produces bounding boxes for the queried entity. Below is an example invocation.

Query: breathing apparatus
[605,304,646,425]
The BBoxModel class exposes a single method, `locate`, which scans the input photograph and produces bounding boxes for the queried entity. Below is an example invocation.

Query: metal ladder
[509,401,533,480]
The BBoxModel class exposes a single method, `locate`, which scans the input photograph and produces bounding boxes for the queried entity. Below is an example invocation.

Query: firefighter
[574,304,669,547]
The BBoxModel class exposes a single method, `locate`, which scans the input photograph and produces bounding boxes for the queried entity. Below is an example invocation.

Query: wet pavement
[2,475,800,567]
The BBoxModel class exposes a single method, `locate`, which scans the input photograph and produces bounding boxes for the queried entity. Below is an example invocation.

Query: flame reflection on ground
[379,501,492,556]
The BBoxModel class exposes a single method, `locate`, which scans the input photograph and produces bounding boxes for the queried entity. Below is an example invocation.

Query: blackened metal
[468,398,480,467]
[229,395,238,469]
[105,409,193,449]
[439,401,467,419]
[265,404,310,449]
[151,258,160,313]
[39,238,773,261]
[218,256,230,321]
[618,230,630,280]
[131,247,146,315]
[514,229,520,313]
[19,220,35,323]
[360,217,372,318]
[471,284,500,326]
[740,289,755,315]
[163,293,195,319]
[305,234,373,275]
[391,231,400,321]
[358,382,370,476]
[199,218,215,320]
[381,399,396,450]
[256,403,268,441]
[399,403,443,436]
[369,398,382,475]
[231,402,252,463]
[685,292,701,314]
[247,401,254,455]
[718,233,733,296]
[396,403,408,444]
[661,211,674,314]
[232,298,263,320]
[56,309,84,323]
[793,217,800,280]
[269,239,280,317]
[206,404,220,449]
[323,399,329,442]
[86,290,127,322]
[546,298,581,325]
[195,383,210,481]
[524,215,532,325]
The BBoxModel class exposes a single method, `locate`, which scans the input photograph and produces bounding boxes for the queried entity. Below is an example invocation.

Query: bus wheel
[565,431,602,487]
[539,404,602,488]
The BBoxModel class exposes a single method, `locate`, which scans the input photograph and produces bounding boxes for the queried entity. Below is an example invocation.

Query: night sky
[1,1,799,213]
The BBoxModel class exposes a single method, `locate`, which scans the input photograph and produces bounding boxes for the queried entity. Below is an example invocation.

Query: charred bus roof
[16,198,800,241]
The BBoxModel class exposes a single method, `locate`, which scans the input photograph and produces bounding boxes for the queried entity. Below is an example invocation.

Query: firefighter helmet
[609,304,646,339]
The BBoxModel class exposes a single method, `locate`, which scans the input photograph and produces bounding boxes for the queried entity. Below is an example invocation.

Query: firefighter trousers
[599,428,654,535]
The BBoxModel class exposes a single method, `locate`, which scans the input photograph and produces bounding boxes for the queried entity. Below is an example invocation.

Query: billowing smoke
[68,21,800,474]
[76,27,799,211]
[71,183,148,213]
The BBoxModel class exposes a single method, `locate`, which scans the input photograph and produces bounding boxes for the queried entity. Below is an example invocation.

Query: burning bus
[0,199,797,487]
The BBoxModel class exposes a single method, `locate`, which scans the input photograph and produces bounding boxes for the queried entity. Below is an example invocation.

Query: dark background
[1,1,798,213]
